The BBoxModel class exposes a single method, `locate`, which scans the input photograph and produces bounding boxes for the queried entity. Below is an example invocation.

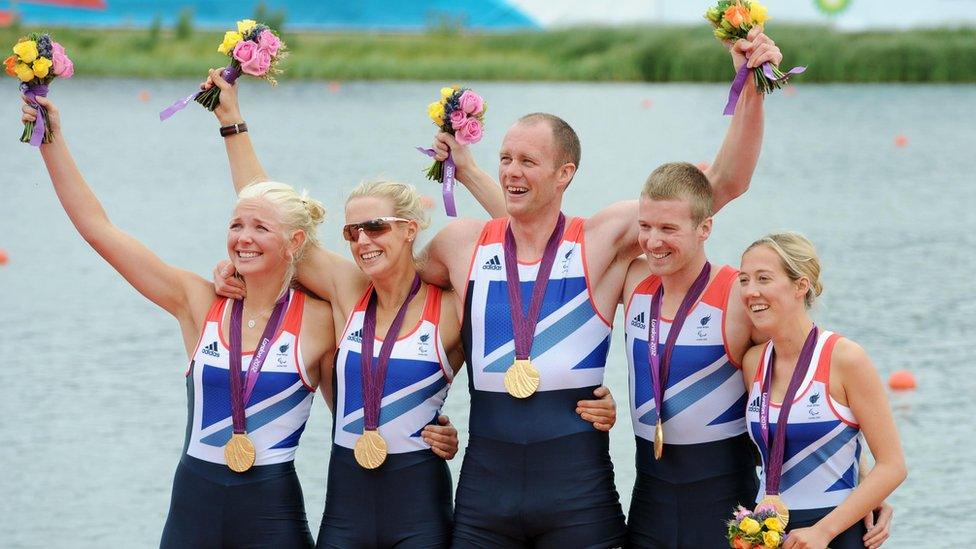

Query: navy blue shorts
[316,446,453,548]
[452,431,626,548]
[627,468,758,548]
[160,455,314,549]
[789,508,868,549]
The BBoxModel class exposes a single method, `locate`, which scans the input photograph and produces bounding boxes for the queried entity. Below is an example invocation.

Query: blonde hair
[641,162,713,226]
[236,181,326,296]
[745,232,824,308]
[346,180,431,230]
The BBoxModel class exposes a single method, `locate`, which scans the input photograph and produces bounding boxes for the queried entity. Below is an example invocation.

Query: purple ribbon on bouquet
[723,61,807,115]
[21,83,48,147]
[416,147,458,217]
[159,64,241,121]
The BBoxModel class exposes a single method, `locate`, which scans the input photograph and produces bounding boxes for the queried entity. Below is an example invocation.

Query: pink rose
[241,48,272,76]
[257,30,281,56]
[449,110,467,130]
[233,40,258,64]
[51,42,73,78]
[454,117,483,145]
[458,90,484,115]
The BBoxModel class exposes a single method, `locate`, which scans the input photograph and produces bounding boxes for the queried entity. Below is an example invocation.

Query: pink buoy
[695,161,710,173]
[784,86,797,97]
[328,81,341,93]
[0,248,8,265]
[894,134,908,148]
[420,196,435,210]
[888,370,916,391]
[138,90,151,103]
[640,98,653,109]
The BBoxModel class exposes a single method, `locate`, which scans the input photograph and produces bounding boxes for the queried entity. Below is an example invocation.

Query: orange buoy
[888,370,916,391]
[138,90,151,103]
[695,161,710,173]
[640,98,653,109]
[328,81,341,93]
[894,134,908,148]
[0,248,8,265]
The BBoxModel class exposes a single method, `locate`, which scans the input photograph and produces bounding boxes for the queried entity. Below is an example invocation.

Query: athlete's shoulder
[741,342,766,380]
[623,256,651,304]
[828,336,874,375]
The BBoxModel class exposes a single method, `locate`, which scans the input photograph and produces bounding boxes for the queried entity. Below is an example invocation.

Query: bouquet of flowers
[160,19,285,121]
[5,33,74,145]
[726,504,787,548]
[417,86,487,217]
[704,1,804,114]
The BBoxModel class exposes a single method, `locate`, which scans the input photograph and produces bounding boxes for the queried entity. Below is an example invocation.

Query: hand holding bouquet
[726,504,787,548]
[160,19,285,121]
[417,86,487,217]
[704,1,805,114]
[5,33,74,145]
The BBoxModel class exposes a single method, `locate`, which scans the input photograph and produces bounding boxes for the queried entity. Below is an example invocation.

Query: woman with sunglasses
[738,233,906,549]
[22,97,336,548]
[203,72,467,547]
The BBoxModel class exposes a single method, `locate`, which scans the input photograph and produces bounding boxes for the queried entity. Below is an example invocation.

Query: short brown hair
[518,113,581,171]
[640,162,713,225]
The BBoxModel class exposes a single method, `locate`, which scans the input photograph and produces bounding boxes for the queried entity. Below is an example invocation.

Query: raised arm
[432,132,506,218]
[25,97,212,340]
[705,26,782,212]
[205,69,269,193]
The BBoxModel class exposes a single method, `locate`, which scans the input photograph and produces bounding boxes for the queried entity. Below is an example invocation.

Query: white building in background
[509,0,976,30]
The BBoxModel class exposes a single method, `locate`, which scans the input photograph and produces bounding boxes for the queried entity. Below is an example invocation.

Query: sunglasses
[342,217,410,242]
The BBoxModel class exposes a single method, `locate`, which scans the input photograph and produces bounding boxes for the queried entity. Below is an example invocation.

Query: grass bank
[3,24,975,82]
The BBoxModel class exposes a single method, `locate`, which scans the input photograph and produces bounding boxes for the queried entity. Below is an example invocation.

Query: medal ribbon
[360,274,423,431]
[229,292,290,435]
[759,326,820,496]
[503,213,566,361]
[648,262,712,425]
[415,147,458,217]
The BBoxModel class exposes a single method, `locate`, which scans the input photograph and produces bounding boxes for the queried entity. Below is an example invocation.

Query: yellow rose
[763,517,785,532]
[32,57,52,78]
[440,86,454,99]
[749,2,770,26]
[14,62,34,82]
[13,40,38,64]
[237,19,257,35]
[763,530,781,547]
[218,31,243,55]
[427,101,445,124]
[739,517,761,535]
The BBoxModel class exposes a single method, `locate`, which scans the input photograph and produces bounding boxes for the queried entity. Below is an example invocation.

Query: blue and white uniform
[318,284,454,549]
[453,217,626,548]
[747,330,867,547]
[161,290,316,548]
[624,267,757,548]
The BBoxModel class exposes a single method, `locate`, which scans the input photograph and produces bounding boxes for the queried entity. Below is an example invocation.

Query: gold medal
[224,432,256,473]
[354,429,388,469]
[653,419,664,460]
[758,494,790,528]
[504,358,540,398]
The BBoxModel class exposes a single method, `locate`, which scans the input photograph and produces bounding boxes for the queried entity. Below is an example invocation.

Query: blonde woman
[738,233,906,549]
[22,97,336,548]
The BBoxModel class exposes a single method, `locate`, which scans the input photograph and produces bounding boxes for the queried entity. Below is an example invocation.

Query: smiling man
[423,29,778,548]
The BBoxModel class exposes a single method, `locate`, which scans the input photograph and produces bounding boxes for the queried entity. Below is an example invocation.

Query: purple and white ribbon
[228,292,290,435]
[724,61,807,115]
[416,147,458,217]
[21,82,49,147]
[648,262,711,425]
[159,64,241,121]
[759,326,819,496]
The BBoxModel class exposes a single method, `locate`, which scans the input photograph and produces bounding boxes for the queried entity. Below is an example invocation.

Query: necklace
[242,302,274,329]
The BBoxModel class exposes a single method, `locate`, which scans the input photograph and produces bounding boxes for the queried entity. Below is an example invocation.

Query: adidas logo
[747,396,761,412]
[482,255,503,271]
[630,311,646,329]
[202,341,220,358]
[347,329,363,343]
